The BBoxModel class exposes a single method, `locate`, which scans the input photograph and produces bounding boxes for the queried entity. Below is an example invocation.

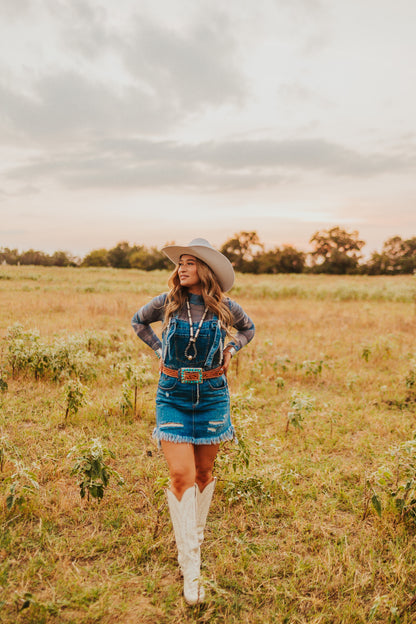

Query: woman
[131,238,255,604]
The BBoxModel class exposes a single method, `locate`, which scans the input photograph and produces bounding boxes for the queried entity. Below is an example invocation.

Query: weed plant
[0,267,416,623]
[68,438,124,501]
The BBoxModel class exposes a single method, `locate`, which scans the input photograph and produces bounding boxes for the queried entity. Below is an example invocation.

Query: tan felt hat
[162,238,235,292]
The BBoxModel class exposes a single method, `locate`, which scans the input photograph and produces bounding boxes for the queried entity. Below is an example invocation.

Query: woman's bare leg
[194,443,219,492]
[161,440,220,497]
[160,440,196,499]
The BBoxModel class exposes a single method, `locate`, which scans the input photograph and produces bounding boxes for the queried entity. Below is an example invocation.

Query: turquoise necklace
[184,298,208,361]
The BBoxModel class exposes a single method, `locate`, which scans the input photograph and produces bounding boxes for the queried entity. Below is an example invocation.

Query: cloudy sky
[1,0,415,258]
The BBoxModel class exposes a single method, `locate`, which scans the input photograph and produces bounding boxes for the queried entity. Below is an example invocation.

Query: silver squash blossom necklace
[184,298,209,361]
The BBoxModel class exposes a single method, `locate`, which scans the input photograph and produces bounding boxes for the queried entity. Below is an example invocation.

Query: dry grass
[0,266,416,623]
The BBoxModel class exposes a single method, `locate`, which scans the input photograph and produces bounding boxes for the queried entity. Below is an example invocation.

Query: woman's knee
[169,468,195,494]
[194,444,219,490]
[161,441,196,496]
[195,467,213,490]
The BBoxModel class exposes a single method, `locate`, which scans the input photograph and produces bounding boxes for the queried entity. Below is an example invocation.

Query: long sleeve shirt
[131,292,255,354]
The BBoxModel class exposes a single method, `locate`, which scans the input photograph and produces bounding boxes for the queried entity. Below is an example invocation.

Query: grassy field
[0,266,416,623]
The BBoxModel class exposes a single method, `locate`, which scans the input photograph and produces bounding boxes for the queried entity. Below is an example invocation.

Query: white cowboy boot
[166,485,205,604]
[196,478,216,546]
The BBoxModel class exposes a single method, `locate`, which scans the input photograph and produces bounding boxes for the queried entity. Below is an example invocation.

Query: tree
[365,236,416,274]
[309,226,365,274]
[255,245,306,274]
[401,237,416,273]
[19,249,49,265]
[107,242,132,268]
[276,245,306,273]
[220,231,263,272]
[0,248,19,264]
[82,249,110,267]
[50,251,77,267]
[130,246,171,271]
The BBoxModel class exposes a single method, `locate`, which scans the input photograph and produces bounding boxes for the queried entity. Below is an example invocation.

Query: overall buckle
[180,368,203,384]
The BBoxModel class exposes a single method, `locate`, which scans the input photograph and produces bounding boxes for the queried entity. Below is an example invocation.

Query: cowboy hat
[161,238,235,292]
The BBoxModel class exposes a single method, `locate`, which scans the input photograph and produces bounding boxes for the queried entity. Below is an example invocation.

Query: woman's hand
[222,349,232,376]
[155,348,163,372]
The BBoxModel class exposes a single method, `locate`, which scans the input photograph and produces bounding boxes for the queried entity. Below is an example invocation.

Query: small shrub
[298,359,326,376]
[116,357,154,417]
[365,435,416,522]
[6,324,45,379]
[231,389,257,417]
[119,381,133,416]
[0,435,21,472]
[68,438,124,502]
[405,359,416,402]
[0,439,6,472]
[272,355,291,373]
[232,434,251,472]
[286,390,315,432]
[50,337,98,382]
[4,324,108,382]
[406,366,416,390]
[361,346,372,362]
[215,433,251,476]
[63,379,87,423]
[5,461,39,510]
[0,437,39,510]
[223,476,274,506]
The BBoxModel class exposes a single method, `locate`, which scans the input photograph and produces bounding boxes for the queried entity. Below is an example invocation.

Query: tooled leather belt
[160,364,225,384]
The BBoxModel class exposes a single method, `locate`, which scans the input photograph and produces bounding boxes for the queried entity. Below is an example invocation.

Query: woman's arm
[223,299,255,356]
[131,293,168,354]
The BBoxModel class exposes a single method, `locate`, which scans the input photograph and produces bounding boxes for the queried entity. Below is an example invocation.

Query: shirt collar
[188,293,204,305]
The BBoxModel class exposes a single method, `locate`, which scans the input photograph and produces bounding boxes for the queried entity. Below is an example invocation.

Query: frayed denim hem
[152,425,237,449]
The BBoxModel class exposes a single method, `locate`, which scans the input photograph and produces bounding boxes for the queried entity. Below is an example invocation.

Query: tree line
[1,227,415,274]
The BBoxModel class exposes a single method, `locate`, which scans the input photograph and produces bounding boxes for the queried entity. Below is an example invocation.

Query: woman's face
[178,255,201,292]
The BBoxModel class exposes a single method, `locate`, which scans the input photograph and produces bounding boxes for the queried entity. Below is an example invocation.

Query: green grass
[0,266,416,623]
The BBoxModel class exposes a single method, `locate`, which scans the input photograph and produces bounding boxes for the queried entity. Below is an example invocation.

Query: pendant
[185,342,197,360]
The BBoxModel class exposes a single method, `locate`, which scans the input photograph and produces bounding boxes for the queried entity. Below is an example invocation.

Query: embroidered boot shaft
[196,478,216,546]
[166,485,205,604]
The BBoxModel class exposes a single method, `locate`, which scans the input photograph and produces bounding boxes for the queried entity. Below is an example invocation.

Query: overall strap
[204,315,222,368]
[162,316,177,362]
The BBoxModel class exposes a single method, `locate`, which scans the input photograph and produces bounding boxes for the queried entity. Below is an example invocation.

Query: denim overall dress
[153,297,235,446]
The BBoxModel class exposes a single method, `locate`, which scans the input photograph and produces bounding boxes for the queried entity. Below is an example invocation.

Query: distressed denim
[153,301,235,446]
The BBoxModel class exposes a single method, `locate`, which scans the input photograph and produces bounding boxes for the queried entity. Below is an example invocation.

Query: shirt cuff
[225,345,237,357]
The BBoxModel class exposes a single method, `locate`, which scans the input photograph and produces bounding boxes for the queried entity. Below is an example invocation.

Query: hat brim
[162,243,235,292]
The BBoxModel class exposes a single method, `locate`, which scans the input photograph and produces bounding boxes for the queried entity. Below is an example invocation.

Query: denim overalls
[153,295,235,446]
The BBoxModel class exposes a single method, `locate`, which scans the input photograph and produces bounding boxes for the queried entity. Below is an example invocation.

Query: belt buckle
[180,368,203,384]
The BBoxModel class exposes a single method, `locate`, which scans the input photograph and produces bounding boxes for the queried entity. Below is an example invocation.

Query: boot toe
[184,578,205,604]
